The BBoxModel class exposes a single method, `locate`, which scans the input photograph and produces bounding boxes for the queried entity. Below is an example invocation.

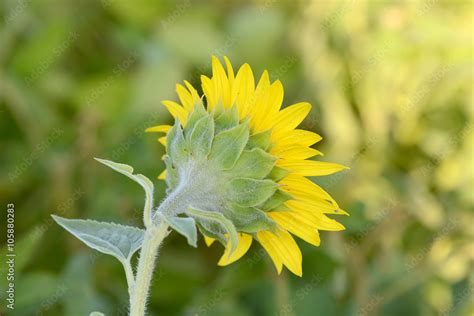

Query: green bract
[157,104,293,248]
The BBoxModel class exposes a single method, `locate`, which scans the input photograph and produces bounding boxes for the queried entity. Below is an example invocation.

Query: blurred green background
[1,0,473,315]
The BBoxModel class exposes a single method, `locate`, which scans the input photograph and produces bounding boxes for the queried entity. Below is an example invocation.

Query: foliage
[1,0,472,315]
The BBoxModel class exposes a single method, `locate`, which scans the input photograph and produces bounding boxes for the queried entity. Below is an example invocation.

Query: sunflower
[146,56,348,276]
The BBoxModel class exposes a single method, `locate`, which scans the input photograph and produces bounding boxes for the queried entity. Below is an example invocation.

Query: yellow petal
[184,80,201,106]
[257,229,302,277]
[234,63,255,119]
[250,70,271,131]
[286,198,337,214]
[158,136,167,146]
[273,129,322,148]
[268,80,284,113]
[224,56,238,108]
[271,145,322,160]
[145,125,172,133]
[162,100,188,124]
[279,174,339,207]
[271,102,311,140]
[276,160,348,176]
[288,208,345,231]
[259,80,284,131]
[201,75,216,110]
[256,230,283,274]
[204,235,215,247]
[218,233,253,266]
[212,56,232,108]
[158,169,166,180]
[312,212,346,231]
[176,84,194,112]
[224,56,235,84]
[286,199,348,216]
[269,212,320,246]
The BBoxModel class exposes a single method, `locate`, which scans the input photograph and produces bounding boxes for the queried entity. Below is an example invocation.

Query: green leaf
[214,105,239,133]
[211,101,226,117]
[90,313,105,316]
[224,205,276,233]
[197,222,228,246]
[270,203,292,212]
[268,166,290,181]
[52,215,144,263]
[158,214,197,247]
[163,155,179,191]
[227,178,277,207]
[166,119,189,165]
[246,129,272,150]
[259,189,293,211]
[187,206,238,254]
[184,102,207,136]
[209,122,249,170]
[230,148,276,179]
[187,114,214,158]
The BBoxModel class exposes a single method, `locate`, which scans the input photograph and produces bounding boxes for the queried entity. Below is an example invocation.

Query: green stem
[143,186,153,228]
[121,260,136,298]
[129,221,169,316]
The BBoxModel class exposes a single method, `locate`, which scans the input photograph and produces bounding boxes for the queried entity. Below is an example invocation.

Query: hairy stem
[129,221,169,316]
[143,186,153,228]
[121,260,136,298]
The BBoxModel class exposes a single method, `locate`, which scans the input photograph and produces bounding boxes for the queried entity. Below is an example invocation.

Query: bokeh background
[1,0,473,315]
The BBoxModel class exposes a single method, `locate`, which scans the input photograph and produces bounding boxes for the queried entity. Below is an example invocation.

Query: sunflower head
[148,56,348,276]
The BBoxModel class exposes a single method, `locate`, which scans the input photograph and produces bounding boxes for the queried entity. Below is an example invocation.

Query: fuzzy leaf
[230,148,276,179]
[268,166,290,181]
[188,115,214,158]
[259,189,293,211]
[214,105,239,133]
[164,155,179,191]
[184,102,207,137]
[187,206,238,254]
[197,222,228,246]
[246,129,272,150]
[52,215,144,262]
[167,119,188,165]
[158,214,197,247]
[211,101,225,117]
[209,122,249,170]
[224,205,276,233]
[228,178,278,207]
